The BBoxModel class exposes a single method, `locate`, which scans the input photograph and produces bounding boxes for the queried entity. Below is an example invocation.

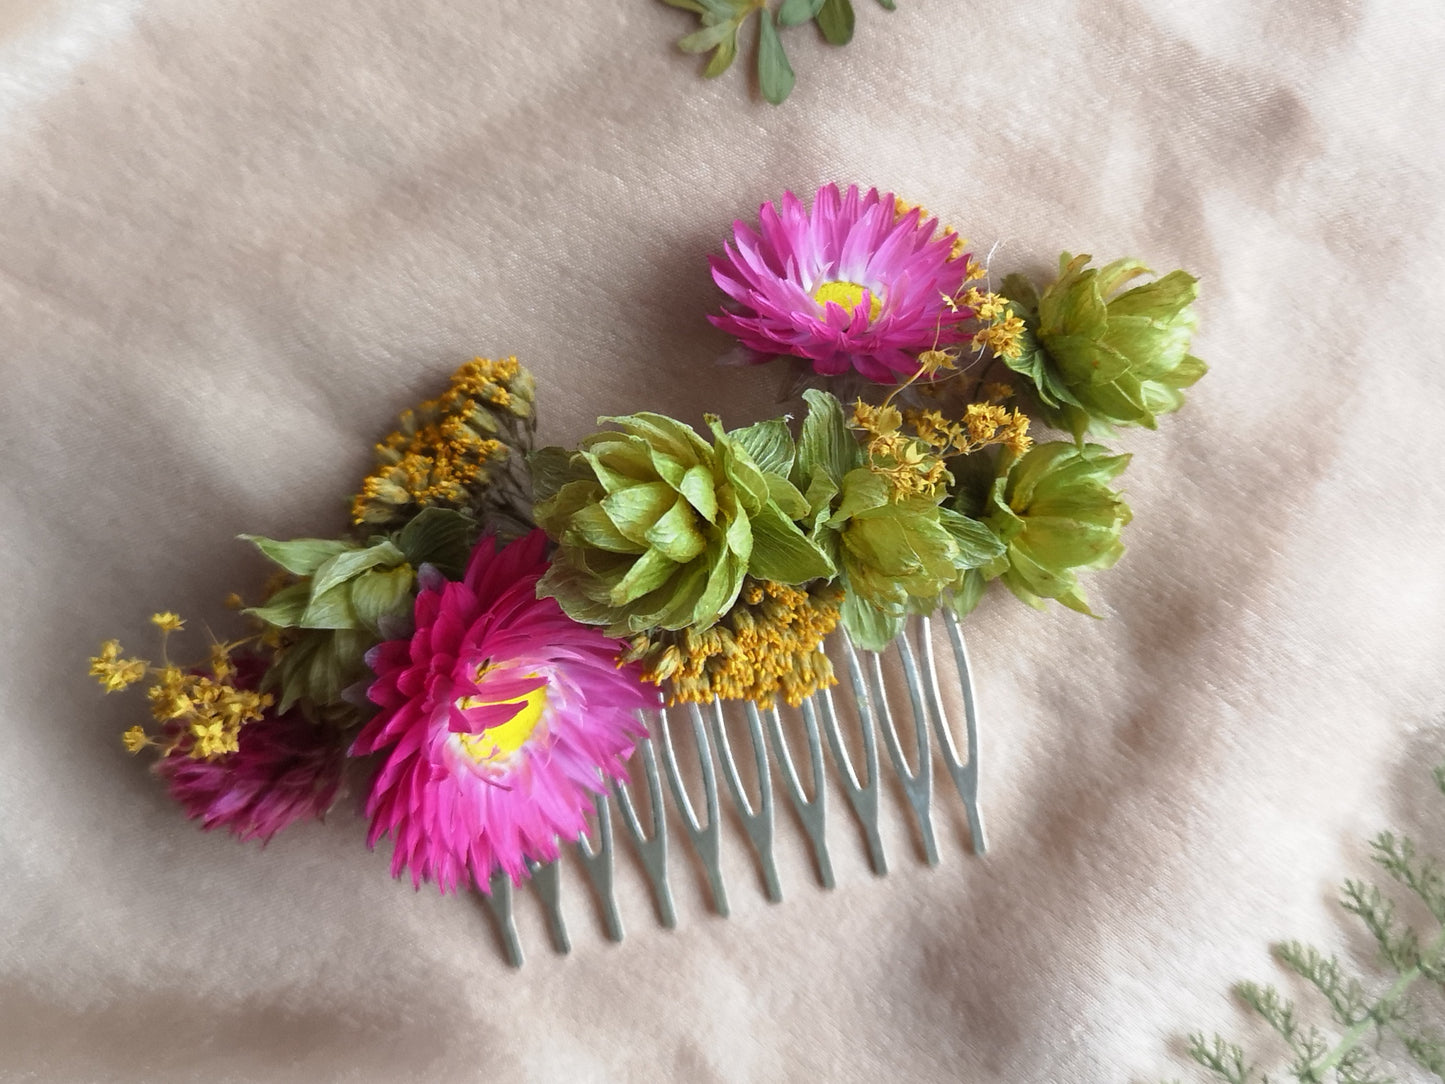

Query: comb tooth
[574,790,625,943]
[921,612,987,855]
[825,634,887,875]
[658,704,729,917]
[710,699,782,902]
[526,857,571,955]
[873,626,938,867]
[483,870,524,968]
[481,607,989,964]
[611,736,677,928]
[765,700,834,889]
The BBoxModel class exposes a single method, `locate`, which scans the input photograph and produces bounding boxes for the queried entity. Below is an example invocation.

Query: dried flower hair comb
[91,183,1205,965]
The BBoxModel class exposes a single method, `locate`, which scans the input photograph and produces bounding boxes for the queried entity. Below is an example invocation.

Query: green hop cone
[533,412,833,637]
[786,390,1004,650]
[980,441,1132,616]
[1001,253,1207,441]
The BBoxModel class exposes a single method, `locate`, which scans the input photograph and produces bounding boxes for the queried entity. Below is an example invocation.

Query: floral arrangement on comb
[90,183,1206,897]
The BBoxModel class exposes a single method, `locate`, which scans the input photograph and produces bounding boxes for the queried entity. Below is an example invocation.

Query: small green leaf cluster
[1176,762,1445,1084]
[242,507,478,716]
[1002,254,1208,442]
[663,0,897,104]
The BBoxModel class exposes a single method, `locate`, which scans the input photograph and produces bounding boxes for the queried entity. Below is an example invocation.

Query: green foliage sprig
[1175,765,1445,1084]
[662,0,897,104]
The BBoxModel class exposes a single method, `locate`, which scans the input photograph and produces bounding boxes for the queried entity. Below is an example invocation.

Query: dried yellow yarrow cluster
[958,286,1026,360]
[906,401,1032,458]
[90,614,271,761]
[851,399,953,502]
[624,579,844,708]
[351,356,535,528]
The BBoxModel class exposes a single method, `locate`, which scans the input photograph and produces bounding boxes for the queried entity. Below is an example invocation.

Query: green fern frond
[1172,760,1445,1083]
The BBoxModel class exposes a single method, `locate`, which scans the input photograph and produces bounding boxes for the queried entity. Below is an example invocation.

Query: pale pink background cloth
[2,1,1443,1080]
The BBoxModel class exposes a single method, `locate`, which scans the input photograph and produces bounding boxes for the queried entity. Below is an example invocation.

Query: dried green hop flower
[980,441,1132,616]
[1002,254,1207,441]
[533,412,833,637]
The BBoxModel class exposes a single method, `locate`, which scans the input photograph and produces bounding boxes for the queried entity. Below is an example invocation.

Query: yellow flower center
[455,677,549,765]
[813,280,882,323]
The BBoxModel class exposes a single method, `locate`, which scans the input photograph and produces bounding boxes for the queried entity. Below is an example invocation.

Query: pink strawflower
[709,183,977,383]
[353,530,652,893]
[156,660,345,843]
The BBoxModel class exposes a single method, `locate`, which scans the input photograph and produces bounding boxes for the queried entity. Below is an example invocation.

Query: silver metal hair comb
[480,610,984,966]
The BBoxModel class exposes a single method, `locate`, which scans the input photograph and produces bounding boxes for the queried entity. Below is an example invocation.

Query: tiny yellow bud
[150,612,185,632]
[916,349,957,376]
[121,726,150,754]
[101,659,148,693]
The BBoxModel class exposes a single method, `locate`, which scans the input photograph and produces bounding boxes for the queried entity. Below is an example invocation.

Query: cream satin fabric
[3,1,1443,1080]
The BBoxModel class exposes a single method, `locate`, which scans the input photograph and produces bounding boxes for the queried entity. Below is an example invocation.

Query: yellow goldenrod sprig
[351,356,536,528]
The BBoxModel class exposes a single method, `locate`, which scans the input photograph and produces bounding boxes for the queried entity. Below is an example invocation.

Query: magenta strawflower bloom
[156,660,345,843]
[353,530,652,893]
[709,183,978,383]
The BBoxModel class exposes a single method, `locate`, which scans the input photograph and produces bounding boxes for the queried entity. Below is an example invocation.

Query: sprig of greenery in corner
[661,0,897,104]
[1173,764,1445,1083]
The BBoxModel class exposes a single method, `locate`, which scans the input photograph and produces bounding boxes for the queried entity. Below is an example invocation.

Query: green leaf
[828,468,891,526]
[240,535,353,577]
[583,439,656,494]
[600,412,710,466]
[757,9,796,105]
[778,0,826,25]
[349,565,416,633]
[703,24,740,77]
[816,0,855,44]
[610,547,678,606]
[708,416,771,514]
[874,0,896,9]
[528,446,587,505]
[747,503,836,583]
[765,472,811,521]
[274,628,371,713]
[803,471,840,525]
[244,581,310,628]
[948,568,988,618]
[679,19,738,53]
[677,463,719,523]
[795,389,858,489]
[937,507,1006,567]
[725,503,753,561]
[301,581,360,630]
[999,272,1040,314]
[694,545,746,628]
[600,482,676,546]
[645,497,708,563]
[536,554,629,628]
[728,418,796,477]
[840,586,903,652]
[569,503,649,554]
[395,507,475,579]
[311,539,406,598]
